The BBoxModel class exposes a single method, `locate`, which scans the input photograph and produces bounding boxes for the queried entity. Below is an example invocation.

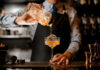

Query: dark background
[0,0,100,61]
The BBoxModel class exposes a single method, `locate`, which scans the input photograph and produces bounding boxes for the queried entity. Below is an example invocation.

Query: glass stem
[51,48,53,59]
[50,24,52,34]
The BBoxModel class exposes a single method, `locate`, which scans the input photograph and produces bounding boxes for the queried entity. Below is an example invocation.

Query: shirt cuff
[66,42,80,55]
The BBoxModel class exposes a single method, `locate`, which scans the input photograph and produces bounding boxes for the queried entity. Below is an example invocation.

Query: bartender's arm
[50,11,81,65]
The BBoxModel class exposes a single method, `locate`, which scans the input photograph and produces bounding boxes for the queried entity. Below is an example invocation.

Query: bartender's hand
[15,13,38,24]
[50,51,72,65]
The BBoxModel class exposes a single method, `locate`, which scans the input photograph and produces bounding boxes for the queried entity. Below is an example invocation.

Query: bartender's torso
[31,1,71,61]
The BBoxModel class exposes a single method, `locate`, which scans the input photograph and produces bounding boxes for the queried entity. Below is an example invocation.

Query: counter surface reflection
[0,61,100,70]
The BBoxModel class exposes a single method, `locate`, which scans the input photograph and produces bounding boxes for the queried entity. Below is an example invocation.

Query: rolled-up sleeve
[66,10,81,55]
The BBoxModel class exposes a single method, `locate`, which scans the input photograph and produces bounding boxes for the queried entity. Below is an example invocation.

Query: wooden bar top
[0,61,100,68]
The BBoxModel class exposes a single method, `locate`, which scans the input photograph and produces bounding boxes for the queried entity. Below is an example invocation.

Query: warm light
[4,4,25,13]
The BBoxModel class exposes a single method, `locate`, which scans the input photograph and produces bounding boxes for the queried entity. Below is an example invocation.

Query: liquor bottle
[94,0,99,5]
[0,42,8,65]
[88,0,99,5]
[0,42,7,50]
[82,14,90,35]
[81,14,90,44]
[97,17,100,41]
[80,0,87,5]
[89,14,97,43]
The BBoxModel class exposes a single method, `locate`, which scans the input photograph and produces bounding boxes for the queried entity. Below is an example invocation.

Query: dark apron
[31,10,71,61]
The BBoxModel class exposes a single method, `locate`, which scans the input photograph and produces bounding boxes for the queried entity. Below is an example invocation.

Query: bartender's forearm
[66,14,81,55]
[66,42,80,55]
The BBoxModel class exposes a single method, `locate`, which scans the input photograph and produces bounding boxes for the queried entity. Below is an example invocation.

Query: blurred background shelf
[0,35,31,38]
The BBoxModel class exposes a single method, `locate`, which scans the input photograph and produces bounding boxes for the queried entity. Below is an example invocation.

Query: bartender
[22,0,81,65]
[2,0,81,65]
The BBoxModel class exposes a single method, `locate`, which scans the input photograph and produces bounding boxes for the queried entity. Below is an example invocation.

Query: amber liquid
[39,12,52,26]
[0,43,5,47]
[45,40,60,48]
[39,18,50,26]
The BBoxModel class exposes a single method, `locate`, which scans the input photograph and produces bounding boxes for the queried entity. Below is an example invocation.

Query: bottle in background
[0,42,8,65]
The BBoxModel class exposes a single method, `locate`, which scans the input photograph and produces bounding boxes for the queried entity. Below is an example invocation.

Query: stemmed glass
[41,10,60,59]
[45,34,60,58]
[86,42,100,65]
[39,8,60,59]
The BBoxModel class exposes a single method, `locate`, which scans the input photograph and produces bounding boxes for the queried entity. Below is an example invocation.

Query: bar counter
[0,61,100,70]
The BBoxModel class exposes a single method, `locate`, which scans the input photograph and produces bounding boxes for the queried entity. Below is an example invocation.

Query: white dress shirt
[41,1,81,55]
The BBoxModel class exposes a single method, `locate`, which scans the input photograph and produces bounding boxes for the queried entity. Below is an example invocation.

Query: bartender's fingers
[50,56,61,63]
[15,17,22,23]
[57,57,66,65]
[26,18,34,23]
[50,54,62,63]
[66,59,69,65]
[53,54,62,58]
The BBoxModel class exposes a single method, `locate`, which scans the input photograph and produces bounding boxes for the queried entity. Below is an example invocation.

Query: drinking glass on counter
[85,42,100,65]
[45,34,60,58]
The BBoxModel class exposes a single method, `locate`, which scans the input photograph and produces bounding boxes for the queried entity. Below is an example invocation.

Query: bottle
[89,14,97,43]
[82,14,90,35]
[0,42,8,65]
[97,17,100,41]
[94,0,99,5]
[80,0,87,5]
[81,14,90,44]
[0,43,6,50]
